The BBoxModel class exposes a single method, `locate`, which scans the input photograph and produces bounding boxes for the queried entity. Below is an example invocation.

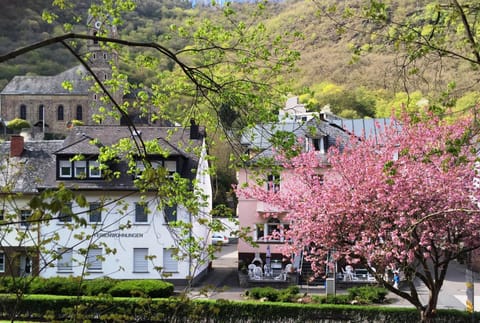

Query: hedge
[0,276,174,298]
[0,295,477,323]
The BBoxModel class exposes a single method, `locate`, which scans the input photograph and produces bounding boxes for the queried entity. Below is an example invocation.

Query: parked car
[211,233,229,245]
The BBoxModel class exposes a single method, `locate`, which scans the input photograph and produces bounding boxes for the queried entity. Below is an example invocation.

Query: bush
[7,118,30,131]
[29,277,83,296]
[245,286,280,301]
[108,280,174,298]
[83,277,117,296]
[347,286,388,304]
[278,285,300,302]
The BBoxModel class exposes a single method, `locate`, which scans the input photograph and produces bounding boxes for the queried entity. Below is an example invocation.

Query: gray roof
[46,125,205,190]
[0,125,206,192]
[240,117,349,162]
[330,118,393,144]
[0,65,90,95]
[0,140,64,193]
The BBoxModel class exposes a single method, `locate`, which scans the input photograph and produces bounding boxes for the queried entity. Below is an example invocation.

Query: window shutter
[163,249,178,272]
[133,248,148,272]
[87,248,102,271]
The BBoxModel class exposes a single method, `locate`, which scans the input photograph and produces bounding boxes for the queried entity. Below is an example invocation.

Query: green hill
[0,0,476,116]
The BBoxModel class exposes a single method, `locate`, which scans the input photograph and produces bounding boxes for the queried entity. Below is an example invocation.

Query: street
[184,242,480,312]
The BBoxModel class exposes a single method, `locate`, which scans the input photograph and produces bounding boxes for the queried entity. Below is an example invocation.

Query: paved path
[179,243,480,312]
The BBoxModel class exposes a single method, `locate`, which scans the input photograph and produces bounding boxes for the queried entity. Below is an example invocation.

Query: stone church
[0,17,151,138]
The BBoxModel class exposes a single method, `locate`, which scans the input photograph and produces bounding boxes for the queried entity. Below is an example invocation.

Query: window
[88,160,101,178]
[74,160,87,178]
[76,105,83,120]
[0,209,4,222]
[57,248,73,272]
[135,159,177,178]
[87,248,102,271]
[57,105,64,121]
[59,160,72,178]
[58,159,102,179]
[59,203,72,223]
[0,252,4,273]
[312,138,321,151]
[256,218,289,242]
[164,160,177,176]
[89,202,102,223]
[20,210,31,228]
[38,104,44,121]
[133,248,148,272]
[267,174,280,193]
[135,203,148,223]
[20,104,27,120]
[164,204,177,223]
[103,53,107,60]
[163,248,178,272]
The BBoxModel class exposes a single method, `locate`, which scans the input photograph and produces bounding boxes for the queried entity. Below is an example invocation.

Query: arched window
[38,104,44,121]
[76,105,83,120]
[19,104,27,120]
[57,105,64,121]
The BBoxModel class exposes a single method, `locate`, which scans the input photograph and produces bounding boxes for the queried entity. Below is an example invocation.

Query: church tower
[85,16,121,125]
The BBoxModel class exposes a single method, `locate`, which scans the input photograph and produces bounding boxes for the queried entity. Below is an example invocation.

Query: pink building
[236,97,392,284]
[236,97,348,282]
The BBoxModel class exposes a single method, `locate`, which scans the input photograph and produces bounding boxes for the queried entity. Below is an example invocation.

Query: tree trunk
[420,289,439,323]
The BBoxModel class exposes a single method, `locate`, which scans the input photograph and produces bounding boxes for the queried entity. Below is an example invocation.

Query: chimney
[10,135,24,157]
[190,119,200,140]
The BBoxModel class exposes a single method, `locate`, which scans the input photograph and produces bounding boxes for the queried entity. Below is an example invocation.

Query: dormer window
[135,159,177,178]
[306,135,329,154]
[57,157,102,180]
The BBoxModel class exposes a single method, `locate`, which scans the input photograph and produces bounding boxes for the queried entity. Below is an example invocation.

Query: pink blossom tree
[239,113,480,322]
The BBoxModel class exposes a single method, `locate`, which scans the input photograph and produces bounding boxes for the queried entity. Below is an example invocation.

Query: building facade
[236,97,391,283]
[0,125,212,284]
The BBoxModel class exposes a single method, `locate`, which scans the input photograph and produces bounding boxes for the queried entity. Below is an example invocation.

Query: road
[182,242,480,311]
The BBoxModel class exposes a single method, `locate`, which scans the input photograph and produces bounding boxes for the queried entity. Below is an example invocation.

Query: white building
[0,124,212,285]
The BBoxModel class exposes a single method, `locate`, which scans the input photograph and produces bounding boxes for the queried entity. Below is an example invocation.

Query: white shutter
[163,249,178,272]
[57,249,72,272]
[133,248,148,272]
[87,248,102,271]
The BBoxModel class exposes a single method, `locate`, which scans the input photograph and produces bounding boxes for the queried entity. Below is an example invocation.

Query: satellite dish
[94,21,102,29]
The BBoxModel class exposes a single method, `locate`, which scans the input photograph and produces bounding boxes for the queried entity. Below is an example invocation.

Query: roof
[47,125,205,190]
[0,140,64,193]
[0,125,206,192]
[0,65,90,95]
[330,117,393,144]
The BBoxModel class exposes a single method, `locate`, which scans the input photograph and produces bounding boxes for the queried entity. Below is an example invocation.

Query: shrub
[29,277,83,296]
[278,285,300,302]
[83,277,117,296]
[7,118,31,131]
[347,286,388,304]
[108,280,174,298]
[245,286,280,301]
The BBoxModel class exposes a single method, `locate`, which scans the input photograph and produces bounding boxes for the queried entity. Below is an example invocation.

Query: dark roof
[0,125,206,192]
[56,125,204,158]
[0,65,90,95]
[46,125,206,190]
[0,140,64,193]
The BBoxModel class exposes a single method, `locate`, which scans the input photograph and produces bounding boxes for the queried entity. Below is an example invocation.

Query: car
[211,233,229,245]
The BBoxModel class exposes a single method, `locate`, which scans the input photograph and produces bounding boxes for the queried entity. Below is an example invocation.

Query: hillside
[0,0,476,113]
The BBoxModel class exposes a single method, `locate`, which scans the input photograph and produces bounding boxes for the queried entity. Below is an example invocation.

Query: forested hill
[0,0,475,117]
